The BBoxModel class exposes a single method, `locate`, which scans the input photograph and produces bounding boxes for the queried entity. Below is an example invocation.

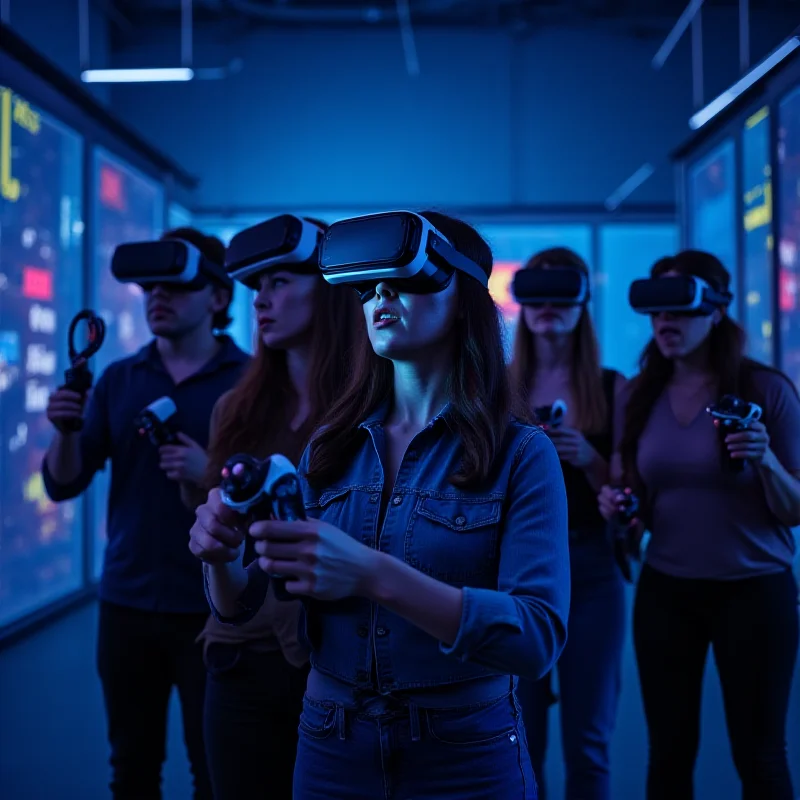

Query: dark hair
[509,247,606,434]
[619,249,778,488]
[205,220,365,484]
[305,210,525,490]
[161,226,232,330]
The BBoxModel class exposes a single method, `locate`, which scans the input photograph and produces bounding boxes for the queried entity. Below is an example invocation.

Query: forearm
[582,448,609,493]
[45,432,83,485]
[758,450,800,527]
[204,557,250,619]
[364,551,463,646]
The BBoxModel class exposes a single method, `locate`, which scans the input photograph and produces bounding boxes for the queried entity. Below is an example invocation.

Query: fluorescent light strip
[605,163,656,211]
[81,67,194,83]
[689,37,799,130]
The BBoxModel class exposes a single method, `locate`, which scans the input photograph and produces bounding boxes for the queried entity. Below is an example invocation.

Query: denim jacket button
[376,627,389,637]
[392,495,402,506]
[369,494,379,504]
[455,515,467,527]
[357,626,369,638]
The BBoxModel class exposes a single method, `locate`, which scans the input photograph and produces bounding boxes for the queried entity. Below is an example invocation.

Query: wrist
[757,447,780,473]
[360,549,394,603]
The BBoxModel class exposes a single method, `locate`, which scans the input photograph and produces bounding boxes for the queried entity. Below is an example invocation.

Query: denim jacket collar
[358,398,453,431]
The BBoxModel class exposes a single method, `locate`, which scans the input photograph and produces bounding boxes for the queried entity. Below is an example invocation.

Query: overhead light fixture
[605,163,656,211]
[81,67,194,83]
[689,36,800,130]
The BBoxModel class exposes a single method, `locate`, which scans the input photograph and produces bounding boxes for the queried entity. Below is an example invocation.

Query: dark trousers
[203,644,309,800]
[517,537,627,800]
[634,564,799,800]
[96,600,213,800]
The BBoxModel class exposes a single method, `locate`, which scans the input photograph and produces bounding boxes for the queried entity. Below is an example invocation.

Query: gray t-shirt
[615,369,800,580]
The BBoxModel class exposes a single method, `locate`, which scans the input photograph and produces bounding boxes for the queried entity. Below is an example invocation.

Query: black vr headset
[111,238,232,292]
[512,267,590,307]
[629,274,732,316]
[319,211,489,302]
[225,215,325,289]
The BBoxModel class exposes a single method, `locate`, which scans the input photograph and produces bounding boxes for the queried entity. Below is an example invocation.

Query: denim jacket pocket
[298,695,337,740]
[304,486,353,530]
[425,693,518,746]
[405,495,502,583]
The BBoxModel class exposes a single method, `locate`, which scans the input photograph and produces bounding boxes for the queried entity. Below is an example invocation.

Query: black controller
[705,394,762,473]
[219,453,306,601]
[606,487,640,583]
[534,398,567,428]
[134,397,179,447]
[59,310,106,433]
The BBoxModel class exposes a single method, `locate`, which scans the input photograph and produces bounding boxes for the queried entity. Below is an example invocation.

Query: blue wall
[5,0,111,105]
[104,9,797,210]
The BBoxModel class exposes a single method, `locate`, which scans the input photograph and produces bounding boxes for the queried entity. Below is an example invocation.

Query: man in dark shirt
[42,227,249,800]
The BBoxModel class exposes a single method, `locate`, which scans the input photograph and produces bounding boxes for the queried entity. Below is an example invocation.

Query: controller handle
[60,310,106,433]
[606,487,639,583]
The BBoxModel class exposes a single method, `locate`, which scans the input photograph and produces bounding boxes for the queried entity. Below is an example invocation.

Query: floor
[1,588,799,799]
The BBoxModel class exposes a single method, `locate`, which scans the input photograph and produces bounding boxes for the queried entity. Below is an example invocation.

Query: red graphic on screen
[100,165,126,212]
[21,266,54,301]
[779,268,798,312]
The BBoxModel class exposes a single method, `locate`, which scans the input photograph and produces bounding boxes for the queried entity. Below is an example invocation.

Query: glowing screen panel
[0,86,84,625]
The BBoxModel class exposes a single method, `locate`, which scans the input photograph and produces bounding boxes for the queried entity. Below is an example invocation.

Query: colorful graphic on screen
[90,150,164,580]
[0,86,84,626]
[778,87,800,390]
[741,106,774,364]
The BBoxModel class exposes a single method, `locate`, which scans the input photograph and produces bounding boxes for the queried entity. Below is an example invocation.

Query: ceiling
[103,0,798,36]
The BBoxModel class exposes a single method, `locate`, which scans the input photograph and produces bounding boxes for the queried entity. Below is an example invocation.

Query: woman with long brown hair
[189,210,570,799]
[510,247,627,800]
[189,215,364,799]
[599,250,800,800]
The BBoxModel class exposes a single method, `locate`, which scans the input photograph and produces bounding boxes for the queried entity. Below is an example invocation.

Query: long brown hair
[304,210,524,490]
[619,249,782,488]
[508,247,606,434]
[206,243,365,483]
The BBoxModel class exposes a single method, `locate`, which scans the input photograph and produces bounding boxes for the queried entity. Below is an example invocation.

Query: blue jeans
[292,690,537,799]
[516,536,626,800]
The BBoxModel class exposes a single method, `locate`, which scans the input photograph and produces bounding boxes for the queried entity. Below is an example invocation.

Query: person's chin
[148,319,178,337]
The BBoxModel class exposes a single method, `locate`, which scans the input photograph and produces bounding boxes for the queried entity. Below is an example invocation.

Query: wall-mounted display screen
[777,87,800,389]
[687,139,738,319]
[741,106,774,364]
[90,149,163,580]
[0,86,84,626]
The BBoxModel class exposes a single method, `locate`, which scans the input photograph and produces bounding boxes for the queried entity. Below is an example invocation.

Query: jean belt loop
[408,702,421,742]
[336,705,346,741]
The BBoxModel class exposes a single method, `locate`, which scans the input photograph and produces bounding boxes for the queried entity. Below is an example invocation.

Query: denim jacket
[207,403,570,696]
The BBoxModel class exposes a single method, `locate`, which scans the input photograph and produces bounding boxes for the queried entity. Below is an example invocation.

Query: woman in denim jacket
[190,211,571,799]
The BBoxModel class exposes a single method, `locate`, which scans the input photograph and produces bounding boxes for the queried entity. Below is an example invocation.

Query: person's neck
[156,327,220,366]
[285,345,312,430]
[532,332,572,374]
[388,358,450,431]
[671,343,714,383]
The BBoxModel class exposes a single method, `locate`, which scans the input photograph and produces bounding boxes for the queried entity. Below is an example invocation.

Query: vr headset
[112,238,232,292]
[319,211,489,302]
[512,267,590,306]
[225,214,325,289]
[629,274,732,316]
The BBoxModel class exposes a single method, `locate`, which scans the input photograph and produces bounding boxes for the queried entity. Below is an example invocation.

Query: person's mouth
[373,305,401,329]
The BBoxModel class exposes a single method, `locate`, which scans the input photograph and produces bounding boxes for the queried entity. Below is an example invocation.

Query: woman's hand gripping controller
[601,486,641,583]
[219,453,306,601]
